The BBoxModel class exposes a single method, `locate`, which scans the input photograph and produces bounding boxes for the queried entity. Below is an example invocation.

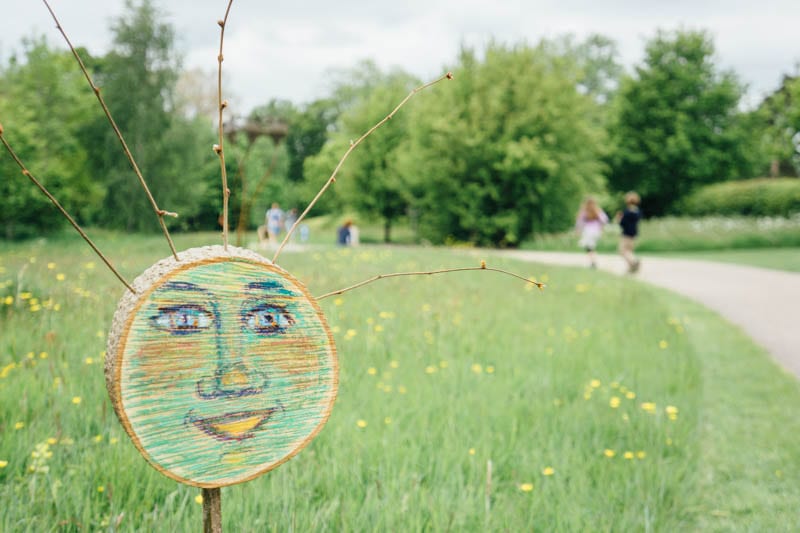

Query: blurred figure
[337,219,352,246]
[615,191,642,273]
[285,208,298,235]
[575,197,608,268]
[265,202,284,247]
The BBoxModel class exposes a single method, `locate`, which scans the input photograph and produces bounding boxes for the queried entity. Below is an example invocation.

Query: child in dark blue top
[615,191,642,273]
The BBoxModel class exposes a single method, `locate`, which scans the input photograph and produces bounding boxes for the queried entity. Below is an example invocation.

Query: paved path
[500,251,800,379]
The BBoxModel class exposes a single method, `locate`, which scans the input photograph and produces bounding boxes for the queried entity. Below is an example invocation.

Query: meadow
[1,232,799,531]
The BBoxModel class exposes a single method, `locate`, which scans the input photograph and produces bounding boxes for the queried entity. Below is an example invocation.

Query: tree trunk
[383,220,391,243]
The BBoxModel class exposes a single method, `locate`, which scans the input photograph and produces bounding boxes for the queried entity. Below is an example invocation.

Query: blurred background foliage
[1,0,799,243]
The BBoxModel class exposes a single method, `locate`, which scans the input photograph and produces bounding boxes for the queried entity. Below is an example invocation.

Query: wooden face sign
[106,246,338,488]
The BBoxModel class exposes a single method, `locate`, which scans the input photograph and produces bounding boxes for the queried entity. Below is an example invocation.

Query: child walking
[575,197,608,268]
[615,191,642,273]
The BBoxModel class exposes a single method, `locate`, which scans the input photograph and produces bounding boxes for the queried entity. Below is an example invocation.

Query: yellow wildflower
[39,352,48,359]
[367,367,377,376]
[623,451,634,460]
[603,449,615,458]
[469,448,476,456]
[636,451,646,459]
[659,340,668,349]
[85,357,94,365]
[334,298,344,306]
[47,438,57,445]
[486,365,495,374]
[56,273,65,281]
[425,366,437,374]
[374,325,384,332]
[640,402,657,414]
[384,417,392,425]
[356,419,367,429]
[519,483,534,492]
[47,262,56,270]
[398,386,407,394]
[390,360,399,369]
[2,296,12,305]
[439,360,448,369]
[195,495,203,504]
[0,460,7,468]
[97,486,105,493]
[93,435,103,443]
[72,397,82,405]
[471,364,483,374]
[626,391,636,400]
[542,467,555,476]
[15,422,24,430]
[590,379,601,388]
[609,396,621,409]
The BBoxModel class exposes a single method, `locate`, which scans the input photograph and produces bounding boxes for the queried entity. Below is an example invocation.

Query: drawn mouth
[186,405,282,441]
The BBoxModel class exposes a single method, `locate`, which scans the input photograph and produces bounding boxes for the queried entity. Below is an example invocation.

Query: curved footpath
[499,251,800,380]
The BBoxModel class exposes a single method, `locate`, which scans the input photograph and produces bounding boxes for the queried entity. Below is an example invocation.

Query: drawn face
[110,253,337,487]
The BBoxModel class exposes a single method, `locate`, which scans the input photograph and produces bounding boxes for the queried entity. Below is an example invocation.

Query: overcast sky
[3,1,799,113]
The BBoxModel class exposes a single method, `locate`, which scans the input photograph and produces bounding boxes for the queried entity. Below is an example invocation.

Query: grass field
[526,215,800,253]
[662,248,800,273]
[1,232,799,531]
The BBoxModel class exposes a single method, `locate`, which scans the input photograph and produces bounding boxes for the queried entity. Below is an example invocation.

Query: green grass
[1,232,799,531]
[658,248,800,273]
[525,215,800,253]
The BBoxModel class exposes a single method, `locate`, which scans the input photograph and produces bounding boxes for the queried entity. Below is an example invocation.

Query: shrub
[681,178,800,217]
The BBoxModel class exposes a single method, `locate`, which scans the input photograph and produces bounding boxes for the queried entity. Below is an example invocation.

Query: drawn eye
[243,303,294,335]
[151,305,213,334]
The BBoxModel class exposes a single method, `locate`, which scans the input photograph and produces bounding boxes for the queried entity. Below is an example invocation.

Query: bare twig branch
[216,0,234,249]
[0,127,136,294]
[315,260,544,301]
[42,0,179,261]
[272,71,454,264]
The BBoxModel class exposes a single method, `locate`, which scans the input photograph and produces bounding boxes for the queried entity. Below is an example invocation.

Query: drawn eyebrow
[244,281,297,296]
[159,281,209,293]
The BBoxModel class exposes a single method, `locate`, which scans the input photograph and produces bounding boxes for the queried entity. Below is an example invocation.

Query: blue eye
[151,305,213,335]
[243,303,294,335]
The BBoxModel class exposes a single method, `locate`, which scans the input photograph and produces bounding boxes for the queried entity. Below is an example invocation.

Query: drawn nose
[197,362,267,399]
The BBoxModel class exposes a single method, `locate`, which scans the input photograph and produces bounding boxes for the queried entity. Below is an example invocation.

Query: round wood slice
[106,246,338,488]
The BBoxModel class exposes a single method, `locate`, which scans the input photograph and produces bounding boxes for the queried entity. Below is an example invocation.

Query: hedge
[681,178,800,217]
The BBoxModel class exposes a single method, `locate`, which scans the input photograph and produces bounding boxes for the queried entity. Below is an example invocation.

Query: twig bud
[217,19,225,27]
[446,72,454,80]
[218,54,224,62]
[213,144,222,154]
[221,100,228,109]
[480,260,486,269]
[0,122,4,135]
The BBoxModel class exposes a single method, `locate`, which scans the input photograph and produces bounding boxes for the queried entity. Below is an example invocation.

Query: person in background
[575,196,608,269]
[337,219,352,246]
[615,191,642,273]
[265,202,284,247]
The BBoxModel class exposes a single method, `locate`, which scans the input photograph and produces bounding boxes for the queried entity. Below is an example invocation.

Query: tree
[752,74,800,177]
[608,30,754,215]
[302,64,421,236]
[0,38,104,239]
[88,0,213,231]
[395,43,608,246]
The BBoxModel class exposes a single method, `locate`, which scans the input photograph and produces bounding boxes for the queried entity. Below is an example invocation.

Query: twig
[271,71,454,264]
[315,260,544,300]
[42,0,179,261]
[0,126,136,294]
[215,0,234,249]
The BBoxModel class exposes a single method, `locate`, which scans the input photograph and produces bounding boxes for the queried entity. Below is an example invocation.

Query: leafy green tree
[88,0,213,231]
[608,30,754,215]
[0,38,104,239]
[302,64,420,233]
[752,74,800,177]
[396,43,608,246]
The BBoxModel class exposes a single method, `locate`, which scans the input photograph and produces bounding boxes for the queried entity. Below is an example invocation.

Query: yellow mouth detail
[213,416,261,436]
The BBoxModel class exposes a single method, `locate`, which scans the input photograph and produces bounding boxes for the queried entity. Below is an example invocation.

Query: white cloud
[3,0,799,112]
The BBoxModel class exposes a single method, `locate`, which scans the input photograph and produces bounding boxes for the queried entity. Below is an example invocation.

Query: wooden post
[203,488,222,533]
